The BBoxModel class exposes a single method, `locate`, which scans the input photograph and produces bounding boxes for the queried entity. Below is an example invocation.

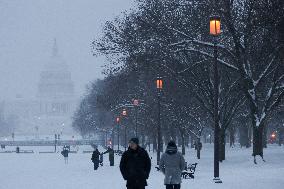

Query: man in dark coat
[120,138,151,189]
[103,146,115,166]
[91,148,100,170]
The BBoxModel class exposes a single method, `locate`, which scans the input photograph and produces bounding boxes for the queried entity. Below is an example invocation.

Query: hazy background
[0,0,134,99]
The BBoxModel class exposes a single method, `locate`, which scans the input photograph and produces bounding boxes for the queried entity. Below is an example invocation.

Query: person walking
[61,145,69,164]
[103,146,115,166]
[100,152,104,166]
[120,138,151,189]
[91,147,100,170]
[159,141,186,189]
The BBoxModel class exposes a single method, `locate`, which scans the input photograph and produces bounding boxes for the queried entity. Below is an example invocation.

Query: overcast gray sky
[0,0,134,99]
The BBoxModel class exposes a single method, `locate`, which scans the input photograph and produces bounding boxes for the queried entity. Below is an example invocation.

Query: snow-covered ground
[1,144,284,189]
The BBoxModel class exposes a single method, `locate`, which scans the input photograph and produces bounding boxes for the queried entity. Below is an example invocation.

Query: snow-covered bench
[155,163,198,179]
[181,163,198,179]
[114,150,123,156]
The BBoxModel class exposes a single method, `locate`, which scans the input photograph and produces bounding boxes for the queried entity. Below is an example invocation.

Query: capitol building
[1,40,79,137]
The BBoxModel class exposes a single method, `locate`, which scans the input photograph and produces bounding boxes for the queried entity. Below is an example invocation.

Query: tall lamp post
[210,15,222,183]
[156,77,163,165]
[122,109,127,151]
[133,99,139,137]
[116,117,120,151]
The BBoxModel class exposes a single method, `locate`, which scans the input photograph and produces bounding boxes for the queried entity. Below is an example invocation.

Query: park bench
[181,163,198,179]
[0,151,14,153]
[39,151,56,153]
[19,150,34,153]
[114,150,123,156]
[155,162,198,179]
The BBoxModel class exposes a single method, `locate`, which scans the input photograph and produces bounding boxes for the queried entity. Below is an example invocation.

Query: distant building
[1,39,79,136]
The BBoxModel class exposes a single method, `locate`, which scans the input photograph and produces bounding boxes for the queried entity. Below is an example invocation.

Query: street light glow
[133,99,139,106]
[156,78,163,89]
[122,109,127,116]
[210,16,221,36]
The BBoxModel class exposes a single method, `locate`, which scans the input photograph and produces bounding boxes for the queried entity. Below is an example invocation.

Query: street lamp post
[54,134,57,152]
[133,99,139,137]
[210,15,222,183]
[116,117,120,151]
[156,77,163,165]
[122,109,127,151]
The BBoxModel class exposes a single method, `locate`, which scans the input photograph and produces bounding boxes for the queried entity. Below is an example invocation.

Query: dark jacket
[91,149,100,164]
[103,147,114,162]
[119,146,151,187]
[61,148,69,157]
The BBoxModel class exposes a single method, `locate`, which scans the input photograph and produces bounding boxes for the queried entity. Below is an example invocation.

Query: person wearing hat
[103,146,115,166]
[159,141,185,189]
[91,147,100,170]
[119,137,151,189]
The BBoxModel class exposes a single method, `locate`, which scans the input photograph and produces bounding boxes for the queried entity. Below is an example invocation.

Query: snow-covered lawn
[1,144,283,189]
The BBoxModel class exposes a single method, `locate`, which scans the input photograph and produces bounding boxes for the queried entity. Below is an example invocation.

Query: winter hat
[129,137,139,145]
[166,140,177,154]
[167,141,177,148]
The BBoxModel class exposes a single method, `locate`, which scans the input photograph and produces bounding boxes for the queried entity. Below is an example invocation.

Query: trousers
[127,186,145,189]
[166,184,181,189]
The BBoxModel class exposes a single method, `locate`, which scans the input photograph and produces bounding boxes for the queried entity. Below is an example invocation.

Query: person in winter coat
[120,137,151,189]
[91,148,100,170]
[103,146,115,166]
[159,141,186,189]
[61,145,69,164]
[100,152,104,166]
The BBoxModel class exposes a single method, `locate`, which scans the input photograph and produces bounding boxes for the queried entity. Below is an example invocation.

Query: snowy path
[1,144,284,189]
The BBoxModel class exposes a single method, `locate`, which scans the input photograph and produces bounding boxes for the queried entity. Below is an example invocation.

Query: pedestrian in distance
[159,141,186,189]
[61,145,69,164]
[103,146,115,166]
[100,152,104,166]
[120,137,151,189]
[91,147,100,170]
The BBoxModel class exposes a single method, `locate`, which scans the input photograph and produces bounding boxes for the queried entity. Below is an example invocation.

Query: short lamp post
[133,99,139,137]
[116,117,120,151]
[122,109,127,151]
[156,77,163,165]
[210,15,222,184]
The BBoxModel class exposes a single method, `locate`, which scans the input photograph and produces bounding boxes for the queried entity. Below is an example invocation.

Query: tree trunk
[279,128,284,146]
[185,133,189,147]
[190,135,194,148]
[161,136,164,153]
[177,135,182,147]
[229,127,235,147]
[239,126,250,148]
[219,129,226,161]
[147,137,151,152]
[181,134,185,155]
[262,125,267,148]
[196,138,201,159]
[252,126,265,163]
[141,134,145,148]
[153,135,157,153]
[248,126,252,148]
[197,148,200,159]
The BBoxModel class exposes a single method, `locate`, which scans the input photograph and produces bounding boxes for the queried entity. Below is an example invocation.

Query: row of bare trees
[72,0,284,163]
